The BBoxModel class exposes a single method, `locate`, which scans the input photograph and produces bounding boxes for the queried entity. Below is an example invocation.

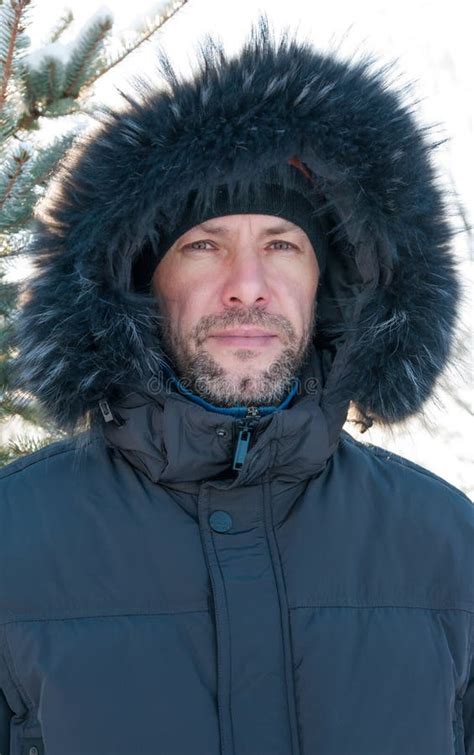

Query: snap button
[21,739,43,755]
[209,510,233,533]
[215,427,228,437]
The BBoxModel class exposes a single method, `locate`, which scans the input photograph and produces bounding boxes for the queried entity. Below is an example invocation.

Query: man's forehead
[192,217,303,236]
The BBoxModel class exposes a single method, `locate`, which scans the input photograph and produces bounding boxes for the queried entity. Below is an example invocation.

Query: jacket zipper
[232,406,260,471]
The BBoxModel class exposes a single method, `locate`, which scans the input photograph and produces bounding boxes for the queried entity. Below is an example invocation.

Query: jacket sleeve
[0,687,12,755]
[464,616,474,754]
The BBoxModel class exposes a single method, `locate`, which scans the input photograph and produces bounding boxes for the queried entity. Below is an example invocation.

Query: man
[1,16,473,755]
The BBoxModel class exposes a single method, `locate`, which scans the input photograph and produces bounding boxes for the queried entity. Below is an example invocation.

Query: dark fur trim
[11,15,460,431]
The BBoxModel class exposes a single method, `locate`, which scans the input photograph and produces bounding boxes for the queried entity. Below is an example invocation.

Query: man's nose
[220,249,271,308]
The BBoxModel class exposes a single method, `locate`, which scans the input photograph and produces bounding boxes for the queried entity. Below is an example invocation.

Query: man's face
[152,214,320,406]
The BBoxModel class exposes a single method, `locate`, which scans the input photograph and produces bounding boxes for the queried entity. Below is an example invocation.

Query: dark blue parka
[1,16,473,755]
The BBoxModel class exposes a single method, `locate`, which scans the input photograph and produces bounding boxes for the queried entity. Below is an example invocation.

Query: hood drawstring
[98,399,126,428]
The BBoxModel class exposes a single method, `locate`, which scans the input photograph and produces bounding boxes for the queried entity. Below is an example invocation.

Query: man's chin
[184,354,295,407]
[205,339,283,367]
[169,336,309,407]
[211,348,279,369]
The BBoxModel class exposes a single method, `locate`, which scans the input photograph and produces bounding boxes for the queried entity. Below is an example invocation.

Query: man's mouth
[207,328,280,347]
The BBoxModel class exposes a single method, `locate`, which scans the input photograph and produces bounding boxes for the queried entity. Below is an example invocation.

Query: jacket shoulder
[0,436,81,479]
[339,430,473,508]
[0,432,101,480]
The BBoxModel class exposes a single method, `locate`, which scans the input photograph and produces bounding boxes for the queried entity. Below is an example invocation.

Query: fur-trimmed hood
[12,15,460,434]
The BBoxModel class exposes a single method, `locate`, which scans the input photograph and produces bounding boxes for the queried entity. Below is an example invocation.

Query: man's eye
[184,240,215,250]
[183,240,297,251]
[269,240,296,250]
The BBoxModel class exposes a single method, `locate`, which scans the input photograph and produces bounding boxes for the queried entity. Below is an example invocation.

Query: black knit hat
[132,157,330,293]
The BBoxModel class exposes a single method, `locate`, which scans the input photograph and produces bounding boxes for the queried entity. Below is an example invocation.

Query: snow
[26,5,114,69]
[27,41,71,69]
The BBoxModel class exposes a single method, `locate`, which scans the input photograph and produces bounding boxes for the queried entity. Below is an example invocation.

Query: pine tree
[0,0,189,465]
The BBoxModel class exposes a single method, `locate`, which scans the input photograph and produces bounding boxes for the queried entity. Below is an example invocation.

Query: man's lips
[207,328,280,347]
[210,328,278,337]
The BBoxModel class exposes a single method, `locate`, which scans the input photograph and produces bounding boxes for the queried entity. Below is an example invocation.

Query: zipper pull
[232,407,260,471]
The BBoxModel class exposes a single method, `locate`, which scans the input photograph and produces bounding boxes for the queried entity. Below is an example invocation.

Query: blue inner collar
[160,362,300,418]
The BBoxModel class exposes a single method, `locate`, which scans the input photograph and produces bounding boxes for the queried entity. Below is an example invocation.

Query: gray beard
[159,304,315,407]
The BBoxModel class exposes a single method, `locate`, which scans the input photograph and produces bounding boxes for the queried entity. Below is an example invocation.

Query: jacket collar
[160,360,300,418]
[101,345,348,492]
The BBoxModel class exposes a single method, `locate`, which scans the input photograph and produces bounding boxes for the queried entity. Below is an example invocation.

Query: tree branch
[0,0,32,113]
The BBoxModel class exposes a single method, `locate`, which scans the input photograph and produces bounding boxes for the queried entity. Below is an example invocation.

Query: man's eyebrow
[195,220,301,235]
